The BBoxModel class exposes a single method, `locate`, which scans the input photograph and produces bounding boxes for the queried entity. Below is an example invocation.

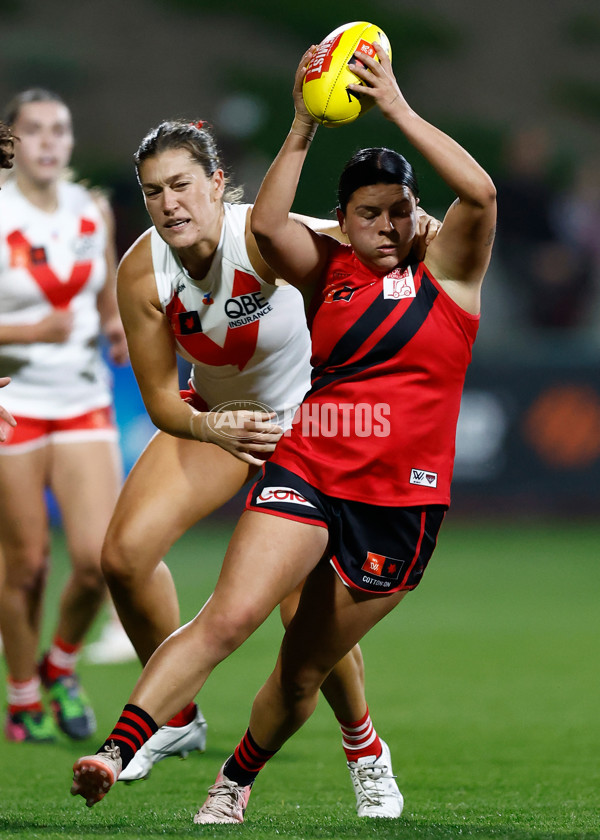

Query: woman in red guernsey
[71,43,496,824]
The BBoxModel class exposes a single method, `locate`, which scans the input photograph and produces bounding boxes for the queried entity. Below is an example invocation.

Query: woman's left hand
[346,42,408,121]
[292,46,318,121]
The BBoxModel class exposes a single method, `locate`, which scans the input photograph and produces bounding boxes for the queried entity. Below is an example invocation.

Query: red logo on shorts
[255,486,315,508]
[362,551,404,580]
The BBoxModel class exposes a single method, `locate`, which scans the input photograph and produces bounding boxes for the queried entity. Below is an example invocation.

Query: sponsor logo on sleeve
[410,468,438,488]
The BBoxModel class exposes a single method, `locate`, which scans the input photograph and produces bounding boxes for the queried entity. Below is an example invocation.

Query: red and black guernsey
[271,242,479,507]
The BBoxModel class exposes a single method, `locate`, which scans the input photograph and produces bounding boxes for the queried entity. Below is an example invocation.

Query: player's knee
[70,550,106,595]
[279,660,324,706]
[2,540,50,590]
[199,604,263,661]
[101,522,145,586]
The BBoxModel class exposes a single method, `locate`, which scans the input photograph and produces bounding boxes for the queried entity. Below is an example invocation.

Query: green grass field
[0,517,598,840]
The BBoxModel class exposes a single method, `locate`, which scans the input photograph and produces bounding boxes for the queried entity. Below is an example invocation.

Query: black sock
[96,703,158,769]
[222,728,278,787]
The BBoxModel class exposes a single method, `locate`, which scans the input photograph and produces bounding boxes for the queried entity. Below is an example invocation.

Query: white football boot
[71,741,122,807]
[193,764,253,824]
[347,739,404,818]
[119,705,207,782]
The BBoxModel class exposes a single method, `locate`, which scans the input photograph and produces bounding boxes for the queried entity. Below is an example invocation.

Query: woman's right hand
[32,308,74,343]
[191,409,284,467]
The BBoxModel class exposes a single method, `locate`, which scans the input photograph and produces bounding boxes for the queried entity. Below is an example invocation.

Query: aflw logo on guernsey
[410,468,438,488]
[224,290,272,328]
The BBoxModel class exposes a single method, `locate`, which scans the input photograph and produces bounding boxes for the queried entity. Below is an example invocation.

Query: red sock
[100,703,159,769]
[338,707,382,762]
[40,636,80,684]
[223,728,278,786]
[7,676,43,715]
[166,702,196,728]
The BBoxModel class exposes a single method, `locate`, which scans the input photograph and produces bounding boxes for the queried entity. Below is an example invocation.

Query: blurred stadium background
[1,0,599,518]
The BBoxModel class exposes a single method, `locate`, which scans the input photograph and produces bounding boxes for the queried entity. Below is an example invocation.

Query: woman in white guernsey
[101,120,436,812]
[0,90,127,744]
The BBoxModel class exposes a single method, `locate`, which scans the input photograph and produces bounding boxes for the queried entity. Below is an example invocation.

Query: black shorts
[246,462,446,595]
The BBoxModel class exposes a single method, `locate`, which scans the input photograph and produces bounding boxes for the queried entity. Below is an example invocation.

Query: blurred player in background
[0,122,16,610]
[0,122,17,441]
[0,90,127,744]
[92,119,435,814]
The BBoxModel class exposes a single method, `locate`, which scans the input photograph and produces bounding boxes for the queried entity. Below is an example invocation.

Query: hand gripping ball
[302,21,392,127]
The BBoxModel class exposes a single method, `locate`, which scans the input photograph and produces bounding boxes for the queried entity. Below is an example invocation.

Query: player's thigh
[282,561,407,679]
[106,431,257,565]
[204,511,330,638]
[0,447,49,560]
[49,437,122,560]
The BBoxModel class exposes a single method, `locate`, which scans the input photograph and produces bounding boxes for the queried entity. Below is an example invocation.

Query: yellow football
[302,21,392,128]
